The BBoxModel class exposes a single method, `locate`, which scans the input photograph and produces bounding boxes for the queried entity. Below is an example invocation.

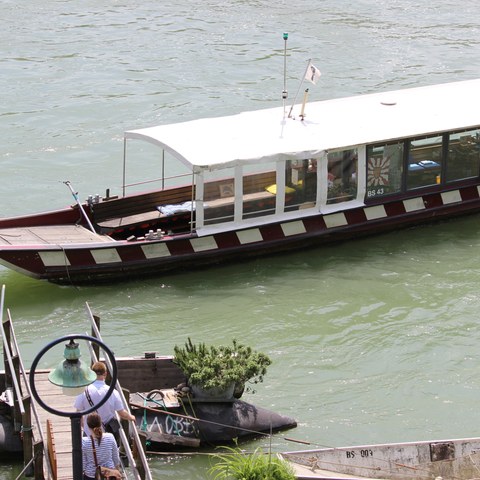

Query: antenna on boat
[63,181,97,234]
[282,32,289,114]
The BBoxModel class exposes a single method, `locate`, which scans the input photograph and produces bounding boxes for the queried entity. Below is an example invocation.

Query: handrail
[85,340,139,479]
[123,172,192,190]
[7,309,54,479]
[0,286,24,416]
[85,302,153,480]
[0,285,54,479]
[7,309,56,480]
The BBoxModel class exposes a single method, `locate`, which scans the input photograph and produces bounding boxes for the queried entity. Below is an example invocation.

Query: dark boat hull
[132,399,297,450]
[0,183,479,284]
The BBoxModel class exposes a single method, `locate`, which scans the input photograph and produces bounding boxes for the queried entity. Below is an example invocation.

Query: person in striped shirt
[82,413,121,480]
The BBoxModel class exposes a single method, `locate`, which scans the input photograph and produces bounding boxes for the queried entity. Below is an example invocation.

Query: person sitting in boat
[328,170,336,187]
[74,361,135,442]
[82,412,121,480]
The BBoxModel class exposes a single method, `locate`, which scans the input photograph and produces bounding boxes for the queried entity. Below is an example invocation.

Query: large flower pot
[190,382,235,402]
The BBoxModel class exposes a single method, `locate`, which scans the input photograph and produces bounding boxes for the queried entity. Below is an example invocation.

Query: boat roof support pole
[234,166,242,223]
[356,145,367,202]
[276,161,286,213]
[122,137,127,198]
[191,171,195,232]
[161,150,165,191]
[194,172,203,229]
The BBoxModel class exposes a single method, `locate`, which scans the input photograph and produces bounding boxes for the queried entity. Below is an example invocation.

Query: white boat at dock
[0,78,479,284]
[280,437,480,480]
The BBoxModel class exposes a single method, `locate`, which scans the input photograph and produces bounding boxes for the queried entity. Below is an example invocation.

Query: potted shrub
[209,445,296,480]
[173,338,271,400]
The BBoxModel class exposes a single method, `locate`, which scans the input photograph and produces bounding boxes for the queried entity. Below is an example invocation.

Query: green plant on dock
[173,338,271,394]
[209,445,296,480]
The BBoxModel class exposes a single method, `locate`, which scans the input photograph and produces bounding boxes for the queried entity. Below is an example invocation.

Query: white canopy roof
[125,78,480,173]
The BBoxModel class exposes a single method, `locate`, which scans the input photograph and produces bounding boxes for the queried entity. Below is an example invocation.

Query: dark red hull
[0,184,478,285]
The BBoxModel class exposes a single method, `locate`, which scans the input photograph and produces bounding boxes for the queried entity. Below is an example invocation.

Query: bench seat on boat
[96,210,164,230]
[92,186,194,233]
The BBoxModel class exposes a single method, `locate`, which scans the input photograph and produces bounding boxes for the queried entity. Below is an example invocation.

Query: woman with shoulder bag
[82,412,122,480]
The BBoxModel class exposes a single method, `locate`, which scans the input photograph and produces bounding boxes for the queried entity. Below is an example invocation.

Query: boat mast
[282,32,288,115]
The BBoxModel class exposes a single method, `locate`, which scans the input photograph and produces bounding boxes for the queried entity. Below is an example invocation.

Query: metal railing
[0,285,54,479]
[85,302,153,480]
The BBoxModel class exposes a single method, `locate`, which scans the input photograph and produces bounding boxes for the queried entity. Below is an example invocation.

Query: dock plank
[22,370,77,480]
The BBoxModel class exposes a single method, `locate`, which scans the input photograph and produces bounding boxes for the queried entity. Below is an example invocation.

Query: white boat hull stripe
[441,190,462,204]
[141,242,171,259]
[91,248,122,264]
[190,236,218,252]
[403,197,425,212]
[39,251,71,267]
[237,229,263,244]
[281,221,306,236]
[364,205,387,221]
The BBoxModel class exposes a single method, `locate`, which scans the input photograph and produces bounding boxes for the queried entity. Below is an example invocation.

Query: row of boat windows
[367,127,480,198]
[199,127,480,226]
[201,149,360,225]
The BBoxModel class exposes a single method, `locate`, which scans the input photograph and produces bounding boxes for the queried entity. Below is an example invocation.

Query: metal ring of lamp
[29,334,117,418]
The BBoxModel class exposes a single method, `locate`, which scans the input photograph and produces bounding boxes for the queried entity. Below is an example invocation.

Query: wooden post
[121,388,130,433]
[21,395,34,477]
[120,388,130,465]
[132,431,147,480]
[2,316,13,388]
[46,419,57,480]
[12,354,23,431]
[33,440,45,480]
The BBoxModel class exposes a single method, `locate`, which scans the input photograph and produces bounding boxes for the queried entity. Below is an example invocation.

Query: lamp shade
[48,339,96,388]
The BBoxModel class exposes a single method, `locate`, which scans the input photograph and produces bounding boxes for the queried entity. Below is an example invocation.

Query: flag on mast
[305,61,321,85]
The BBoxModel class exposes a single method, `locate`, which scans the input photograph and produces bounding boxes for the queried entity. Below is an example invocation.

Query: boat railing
[0,284,54,479]
[122,172,193,197]
[85,301,153,480]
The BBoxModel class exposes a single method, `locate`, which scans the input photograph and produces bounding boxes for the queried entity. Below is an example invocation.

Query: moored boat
[1,78,479,284]
[279,437,480,480]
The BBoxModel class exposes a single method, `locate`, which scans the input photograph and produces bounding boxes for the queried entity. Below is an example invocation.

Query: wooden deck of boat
[0,225,114,245]
[22,370,77,480]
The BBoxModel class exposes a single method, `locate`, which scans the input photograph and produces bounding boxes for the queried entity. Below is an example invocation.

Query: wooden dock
[22,370,75,480]
[1,287,166,480]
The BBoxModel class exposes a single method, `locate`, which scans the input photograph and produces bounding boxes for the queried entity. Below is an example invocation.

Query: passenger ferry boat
[0,78,479,284]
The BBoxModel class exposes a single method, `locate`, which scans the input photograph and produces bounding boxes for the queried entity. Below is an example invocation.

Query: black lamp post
[29,334,117,480]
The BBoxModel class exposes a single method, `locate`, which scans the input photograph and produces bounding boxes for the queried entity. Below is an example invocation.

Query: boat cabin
[107,79,480,241]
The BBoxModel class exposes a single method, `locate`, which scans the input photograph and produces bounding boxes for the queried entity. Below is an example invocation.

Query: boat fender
[0,415,22,453]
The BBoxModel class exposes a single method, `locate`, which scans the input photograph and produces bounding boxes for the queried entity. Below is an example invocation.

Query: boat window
[203,168,236,225]
[446,128,480,182]
[407,135,442,190]
[366,142,403,199]
[326,149,358,204]
[284,159,316,211]
[242,162,277,220]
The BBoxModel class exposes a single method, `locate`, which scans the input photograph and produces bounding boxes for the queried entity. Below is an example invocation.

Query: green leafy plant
[173,338,271,394]
[209,445,296,480]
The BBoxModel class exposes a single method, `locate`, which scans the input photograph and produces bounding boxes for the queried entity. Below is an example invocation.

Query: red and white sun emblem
[367,156,390,186]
